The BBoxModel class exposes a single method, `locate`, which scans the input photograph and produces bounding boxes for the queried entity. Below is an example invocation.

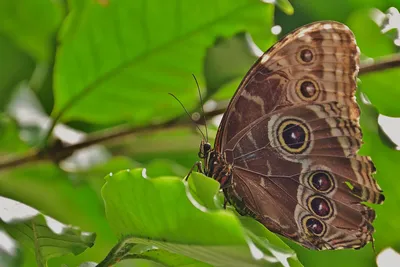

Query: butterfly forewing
[215,21,360,150]
[203,21,383,250]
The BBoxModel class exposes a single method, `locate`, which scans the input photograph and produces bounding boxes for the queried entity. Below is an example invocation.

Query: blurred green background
[0,0,399,266]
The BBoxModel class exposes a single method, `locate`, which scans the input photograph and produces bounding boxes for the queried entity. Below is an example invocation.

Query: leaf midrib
[31,220,45,267]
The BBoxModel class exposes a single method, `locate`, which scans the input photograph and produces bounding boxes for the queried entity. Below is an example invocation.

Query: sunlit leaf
[0,0,64,61]
[102,168,302,266]
[54,0,273,124]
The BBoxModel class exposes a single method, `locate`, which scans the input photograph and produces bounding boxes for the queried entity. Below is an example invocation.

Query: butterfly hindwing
[222,102,382,249]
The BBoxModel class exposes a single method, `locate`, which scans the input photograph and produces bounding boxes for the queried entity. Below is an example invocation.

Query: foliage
[101,170,301,267]
[0,0,399,266]
[0,214,95,267]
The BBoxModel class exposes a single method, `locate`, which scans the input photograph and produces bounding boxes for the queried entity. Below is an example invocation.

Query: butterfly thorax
[199,141,232,188]
[200,143,258,219]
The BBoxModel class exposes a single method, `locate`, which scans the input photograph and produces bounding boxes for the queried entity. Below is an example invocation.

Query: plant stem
[359,54,400,75]
[96,241,135,267]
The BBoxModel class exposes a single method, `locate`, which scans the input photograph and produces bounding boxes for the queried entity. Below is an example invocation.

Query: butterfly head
[198,140,212,159]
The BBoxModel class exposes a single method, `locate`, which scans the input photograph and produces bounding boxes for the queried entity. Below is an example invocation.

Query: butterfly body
[199,21,384,250]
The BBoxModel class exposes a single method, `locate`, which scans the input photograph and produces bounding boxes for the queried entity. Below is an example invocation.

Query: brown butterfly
[198,21,384,250]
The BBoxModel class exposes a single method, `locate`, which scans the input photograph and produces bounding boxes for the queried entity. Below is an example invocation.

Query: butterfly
[198,21,384,250]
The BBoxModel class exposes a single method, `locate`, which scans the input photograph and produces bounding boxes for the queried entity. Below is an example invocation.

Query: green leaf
[348,10,400,116]
[0,231,23,267]
[74,156,140,201]
[0,114,29,154]
[359,69,400,117]
[102,168,301,266]
[128,245,211,267]
[0,162,117,266]
[54,0,273,124]
[239,218,301,267]
[0,249,22,267]
[204,33,262,99]
[188,172,222,210]
[146,159,189,178]
[99,242,210,267]
[357,90,400,253]
[348,9,395,58]
[0,163,99,226]
[0,214,95,267]
[0,34,35,111]
[0,0,64,61]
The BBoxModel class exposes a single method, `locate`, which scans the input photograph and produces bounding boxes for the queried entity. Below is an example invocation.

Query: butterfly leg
[371,238,376,253]
[223,198,229,209]
[184,161,203,181]
[221,181,234,209]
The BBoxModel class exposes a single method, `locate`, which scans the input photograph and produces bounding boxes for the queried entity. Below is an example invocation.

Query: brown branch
[0,54,399,171]
[359,54,400,75]
[0,151,43,171]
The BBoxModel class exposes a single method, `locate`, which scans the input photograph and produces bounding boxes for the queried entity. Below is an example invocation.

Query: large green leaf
[0,214,95,267]
[102,169,302,266]
[0,0,64,61]
[53,0,273,124]
[0,162,117,266]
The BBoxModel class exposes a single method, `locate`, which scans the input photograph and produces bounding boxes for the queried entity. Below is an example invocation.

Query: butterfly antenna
[192,74,209,142]
[168,93,207,141]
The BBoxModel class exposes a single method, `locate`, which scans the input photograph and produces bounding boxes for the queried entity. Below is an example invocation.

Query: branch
[359,54,400,75]
[0,54,399,171]
[0,151,42,171]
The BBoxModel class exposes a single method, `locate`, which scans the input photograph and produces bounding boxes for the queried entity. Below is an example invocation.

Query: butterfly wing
[223,103,383,249]
[215,21,383,249]
[215,21,359,151]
